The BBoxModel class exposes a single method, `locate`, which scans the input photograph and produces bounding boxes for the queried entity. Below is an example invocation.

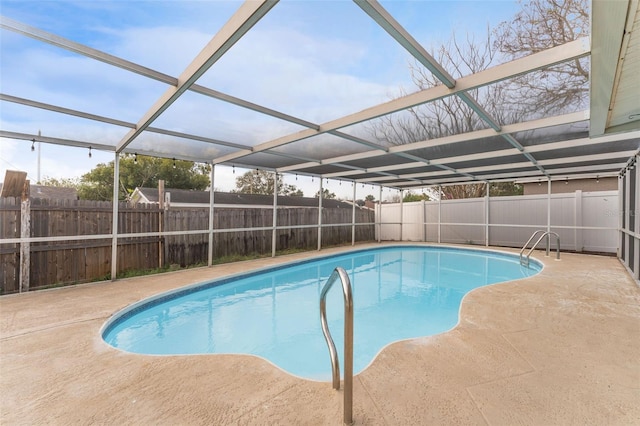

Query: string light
[295,173,298,181]
[596,175,599,183]
[565,177,569,184]
[31,139,35,152]
[173,158,176,169]
[88,147,92,158]
[232,165,235,174]
[134,153,138,164]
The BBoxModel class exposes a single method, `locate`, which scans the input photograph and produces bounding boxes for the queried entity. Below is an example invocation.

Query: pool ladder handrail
[520,230,560,266]
[319,267,353,426]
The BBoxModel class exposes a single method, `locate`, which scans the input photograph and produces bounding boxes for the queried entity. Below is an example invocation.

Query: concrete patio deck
[1,244,639,425]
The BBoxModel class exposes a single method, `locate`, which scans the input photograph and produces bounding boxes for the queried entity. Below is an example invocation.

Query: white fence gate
[377,190,619,254]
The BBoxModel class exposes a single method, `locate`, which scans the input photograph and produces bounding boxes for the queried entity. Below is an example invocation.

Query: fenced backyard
[378,190,620,254]
[0,189,628,294]
[0,197,375,294]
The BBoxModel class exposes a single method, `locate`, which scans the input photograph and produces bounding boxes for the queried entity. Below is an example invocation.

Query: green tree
[40,177,81,188]
[403,191,430,202]
[489,182,523,196]
[79,154,210,201]
[234,169,303,196]
[314,188,336,199]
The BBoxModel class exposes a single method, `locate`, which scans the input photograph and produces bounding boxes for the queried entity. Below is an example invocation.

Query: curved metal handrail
[319,267,353,425]
[520,230,560,266]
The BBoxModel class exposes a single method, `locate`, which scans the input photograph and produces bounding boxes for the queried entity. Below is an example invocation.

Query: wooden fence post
[19,181,30,292]
[158,180,164,269]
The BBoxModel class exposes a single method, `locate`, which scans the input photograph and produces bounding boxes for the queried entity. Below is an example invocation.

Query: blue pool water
[102,246,541,380]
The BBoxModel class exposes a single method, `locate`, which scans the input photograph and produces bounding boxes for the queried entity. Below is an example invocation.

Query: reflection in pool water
[102,246,541,380]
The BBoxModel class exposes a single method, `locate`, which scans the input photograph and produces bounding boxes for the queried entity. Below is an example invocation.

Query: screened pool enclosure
[0,0,639,290]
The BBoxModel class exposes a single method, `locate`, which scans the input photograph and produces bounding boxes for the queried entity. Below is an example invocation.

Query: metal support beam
[318,178,323,251]
[110,153,120,281]
[116,0,278,152]
[279,111,590,178]
[399,189,404,241]
[208,165,215,267]
[378,185,383,243]
[351,182,357,246]
[214,39,590,165]
[354,0,454,87]
[547,178,552,235]
[485,182,490,246]
[438,186,442,243]
[589,0,632,136]
[272,171,278,257]
[0,16,323,131]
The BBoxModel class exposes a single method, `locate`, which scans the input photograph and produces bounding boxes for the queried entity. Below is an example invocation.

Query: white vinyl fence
[377,190,619,254]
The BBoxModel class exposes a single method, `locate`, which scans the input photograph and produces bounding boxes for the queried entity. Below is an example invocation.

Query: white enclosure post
[158,179,164,269]
[272,171,278,257]
[547,178,552,252]
[485,182,490,247]
[399,189,404,241]
[629,155,640,281]
[351,182,356,246]
[208,165,215,267]
[438,186,442,243]
[624,167,630,265]
[378,185,383,243]
[618,172,623,257]
[422,199,426,242]
[575,190,583,252]
[110,153,119,281]
[317,177,323,251]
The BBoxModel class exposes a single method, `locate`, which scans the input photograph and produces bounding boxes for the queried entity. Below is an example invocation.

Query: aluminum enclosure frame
[1,0,639,283]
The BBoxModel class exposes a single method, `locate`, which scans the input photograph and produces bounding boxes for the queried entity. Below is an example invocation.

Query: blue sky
[0,0,520,199]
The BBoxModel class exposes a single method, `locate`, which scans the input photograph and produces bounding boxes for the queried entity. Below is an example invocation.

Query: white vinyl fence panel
[378,190,618,253]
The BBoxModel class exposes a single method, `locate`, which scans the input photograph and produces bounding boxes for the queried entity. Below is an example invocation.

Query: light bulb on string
[88,147,92,158]
[134,153,138,164]
[31,139,35,152]
[173,158,176,169]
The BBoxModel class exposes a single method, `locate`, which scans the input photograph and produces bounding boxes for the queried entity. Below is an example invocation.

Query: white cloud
[1,139,114,184]
[0,1,416,184]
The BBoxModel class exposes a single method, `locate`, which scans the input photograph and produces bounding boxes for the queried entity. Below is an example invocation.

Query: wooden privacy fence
[0,197,375,294]
[165,207,375,265]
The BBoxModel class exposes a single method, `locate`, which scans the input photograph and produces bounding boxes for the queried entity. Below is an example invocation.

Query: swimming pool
[102,246,541,380]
